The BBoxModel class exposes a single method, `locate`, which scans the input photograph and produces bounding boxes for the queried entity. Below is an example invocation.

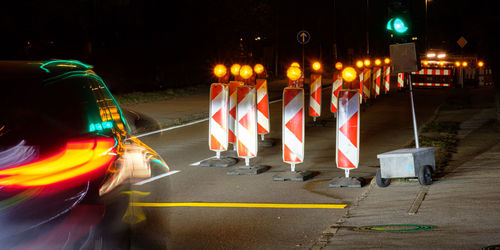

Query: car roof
[0,60,95,81]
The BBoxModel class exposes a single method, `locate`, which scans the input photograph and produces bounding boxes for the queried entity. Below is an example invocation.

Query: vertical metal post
[408,74,419,148]
[302,44,305,75]
[365,0,370,56]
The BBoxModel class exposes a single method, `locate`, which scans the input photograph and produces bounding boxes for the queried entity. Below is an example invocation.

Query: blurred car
[0,60,169,248]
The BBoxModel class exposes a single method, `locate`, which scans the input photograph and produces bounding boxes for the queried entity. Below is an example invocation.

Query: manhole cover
[357,224,436,232]
[482,245,500,250]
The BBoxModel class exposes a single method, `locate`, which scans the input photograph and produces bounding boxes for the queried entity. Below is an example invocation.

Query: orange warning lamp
[374,59,382,66]
[478,61,484,67]
[356,60,364,68]
[230,64,241,76]
[287,66,302,81]
[341,67,357,82]
[213,64,227,78]
[462,61,468,67]
[384,58,391,64]
[423,60,429,66]
[455,61,461,67]
[291,62,300,68]
[239,65,253,80]
[312,61,322,72]
[254,64,264,74]
[335,62,343,71]
[364,59,371,67]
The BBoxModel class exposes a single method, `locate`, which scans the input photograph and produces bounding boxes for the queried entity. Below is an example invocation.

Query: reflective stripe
[309,74,322,117]
[374,67,381,96]
[236,86,257,158]
[209,83,228,151]
[228,81,243,143]
[283,88,304,164]
[336,90,359,169]
[256,79,270,134]
[384,66,391,92]
[398,73,405,87]
[330,74,342,113]
[412,83,450,87]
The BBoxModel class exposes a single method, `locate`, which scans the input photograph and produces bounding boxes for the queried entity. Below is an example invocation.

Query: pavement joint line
[408,186,430,215]
[134,170,181,185]
[311,178,377,249]
[129,202,347,209]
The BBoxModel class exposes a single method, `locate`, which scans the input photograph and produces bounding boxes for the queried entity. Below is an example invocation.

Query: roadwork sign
[390,42,419,73]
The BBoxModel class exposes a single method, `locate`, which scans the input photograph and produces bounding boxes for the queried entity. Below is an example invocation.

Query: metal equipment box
[376,147,435,187]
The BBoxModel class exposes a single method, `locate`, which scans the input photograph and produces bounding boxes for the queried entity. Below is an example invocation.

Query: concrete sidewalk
[316,106,500,249]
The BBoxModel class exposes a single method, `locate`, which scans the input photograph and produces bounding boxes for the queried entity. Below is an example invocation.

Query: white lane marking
[189,156,216,166]
[134,170,181,185]
[134,118,209,138]
[134,97,285,138]
[133,85,333,138]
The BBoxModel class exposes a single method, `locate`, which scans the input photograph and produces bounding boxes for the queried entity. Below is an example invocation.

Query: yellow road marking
[129,202,346,209]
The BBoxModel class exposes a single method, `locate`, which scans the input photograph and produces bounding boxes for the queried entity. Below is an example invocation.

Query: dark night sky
[0,0,498,91]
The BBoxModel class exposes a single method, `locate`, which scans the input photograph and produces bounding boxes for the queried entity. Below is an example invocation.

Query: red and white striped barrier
[256,79,270,140]
[412,83,450,87]
[283,87,304,171]
[362,69,371,99]
[374,67,381,96]
[228,81,244,145]
[330,72,343,113]
[412,69,451,76]
[358,71,364,103]
[383,66,390,93]
[309,74,322,120]
[236,85,258,164]
[397,73,405,88]
[336,90,360,176]
[209,83,229,157]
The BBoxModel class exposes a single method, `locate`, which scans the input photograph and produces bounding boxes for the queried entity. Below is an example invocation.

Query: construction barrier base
[328,176,365,188]
[306,119,328,127]
[199,157,238,168]
[272,171,313,182]
[227,164,269,175]
[259,137,276,148]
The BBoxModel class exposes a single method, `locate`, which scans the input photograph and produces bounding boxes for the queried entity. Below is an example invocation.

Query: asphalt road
[128,88,449,249]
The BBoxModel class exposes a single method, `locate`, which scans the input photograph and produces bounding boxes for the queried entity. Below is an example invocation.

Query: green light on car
[89,121,113,132]
[40,60,93,73]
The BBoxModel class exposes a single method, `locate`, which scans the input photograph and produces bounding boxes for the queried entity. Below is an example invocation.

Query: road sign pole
[302,44,305,75]
[408,74,419,148]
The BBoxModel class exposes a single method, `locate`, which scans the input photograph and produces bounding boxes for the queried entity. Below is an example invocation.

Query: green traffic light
[386,17,408,34]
